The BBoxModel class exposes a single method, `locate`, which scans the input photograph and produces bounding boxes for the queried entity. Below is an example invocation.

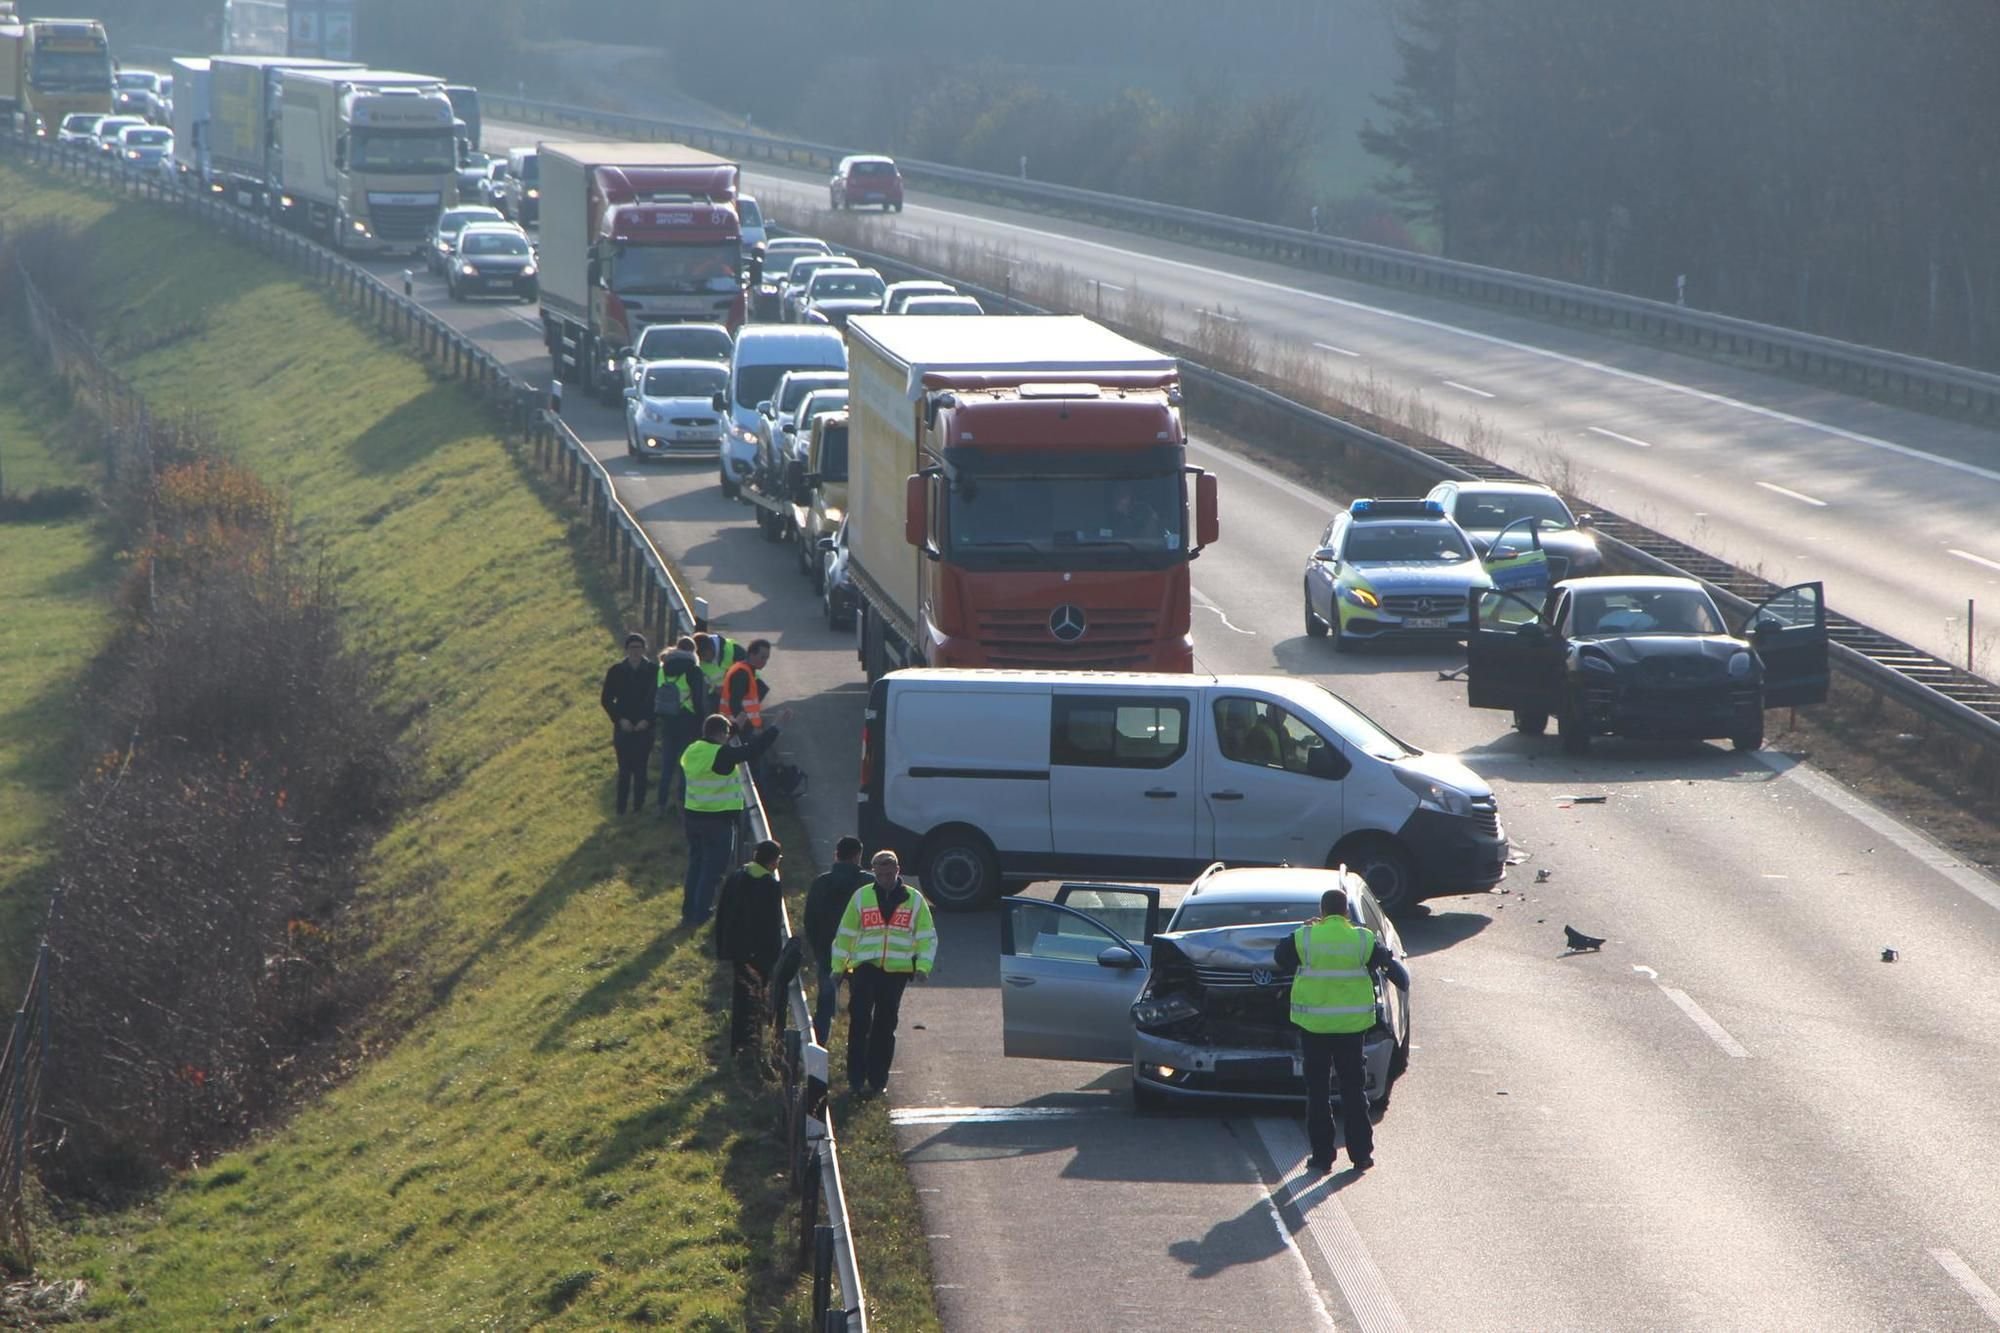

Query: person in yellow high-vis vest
[1274,883,1407,1174]
[678,713,781,927]
[653,635,706,815]
[830,849,937,1097]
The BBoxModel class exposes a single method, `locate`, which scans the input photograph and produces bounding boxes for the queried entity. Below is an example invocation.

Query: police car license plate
[1404,616,1448,629]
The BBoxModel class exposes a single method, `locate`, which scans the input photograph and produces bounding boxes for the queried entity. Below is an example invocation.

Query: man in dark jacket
[653,635,706,815]
[714,839,785,1056]
[680,713,782,928]
[600,632,656,814]
[804,836,866,1043]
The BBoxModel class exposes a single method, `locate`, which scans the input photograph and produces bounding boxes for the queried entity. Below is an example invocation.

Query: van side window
[1050,697,1188,770]
[1214,699,1345,779]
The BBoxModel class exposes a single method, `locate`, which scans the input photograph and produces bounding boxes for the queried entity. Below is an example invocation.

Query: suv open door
[1465,588,1563,720]
[998,886,1159,1063]
[1744,581,1829,707]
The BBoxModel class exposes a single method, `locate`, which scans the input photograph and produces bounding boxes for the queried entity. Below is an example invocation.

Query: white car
[882,279,957,313]
[625,359,731,462]
[737,194,767,258]
[898,295,984,316]
[622,322,733,389]
[818,517,855,630]
[720,325,847,499]
[753,236,831,318]
[56,113,104,149]
[115,125,172,172]
[998,866,1411,1112]
[92,115,149,155]
[777,254,858,323]
[798,267,886,328]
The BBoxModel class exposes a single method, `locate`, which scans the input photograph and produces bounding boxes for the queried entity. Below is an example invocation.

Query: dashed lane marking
[1587,426,1655,448]
[1949,548,2000,575]
[1755,480,1829,508]
[1313,341,1361,358]
[1932,1249,2000,1326]
[1441,379,1496,399]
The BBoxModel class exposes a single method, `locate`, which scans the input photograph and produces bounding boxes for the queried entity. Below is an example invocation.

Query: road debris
[1563,925,1606,952]
[1881,947,1899,963]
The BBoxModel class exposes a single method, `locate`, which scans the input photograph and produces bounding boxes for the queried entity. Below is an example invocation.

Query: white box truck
[279,69,459,252]
[168,56,211,186]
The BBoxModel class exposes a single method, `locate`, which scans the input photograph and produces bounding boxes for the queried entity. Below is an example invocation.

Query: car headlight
[525,188,539,199]
[460,262,478,276]
[641,407,664,422]
[521,264,537,278]
[1341,585,1380,609]
[1580,653,1617,674]
[1728,650,1754,679]
[732,425,759,445]
[1393,767,1474,817]
[126,150,140,159]
[1130,994,1200,1030]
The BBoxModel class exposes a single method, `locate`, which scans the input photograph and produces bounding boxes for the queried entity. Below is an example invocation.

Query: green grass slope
[0,167,945,1330]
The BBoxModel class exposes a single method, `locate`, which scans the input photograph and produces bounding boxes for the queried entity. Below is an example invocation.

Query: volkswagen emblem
[1250,966,1275,987]
[1049,604,1088,642]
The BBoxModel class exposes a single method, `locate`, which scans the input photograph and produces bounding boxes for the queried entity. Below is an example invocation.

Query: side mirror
[1492,545,1518,561]
[1306,746,1351,781]
[623,387,638,400]
[818,535,836,552]
[711,391,727,412]
[1096,945,1141,970]
[904,472,928,549]
[1194,471,1219,549]
[1312,546,1339,563]
[756,400,772,416]
[1575,513,1594,529]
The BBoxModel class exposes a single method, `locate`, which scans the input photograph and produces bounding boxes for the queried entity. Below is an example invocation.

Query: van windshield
[1301,687,1416,760]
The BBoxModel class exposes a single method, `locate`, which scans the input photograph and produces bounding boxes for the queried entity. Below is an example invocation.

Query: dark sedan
[1466,575,1829,753]
[447,225,538,302]
[1426,479,1604,579]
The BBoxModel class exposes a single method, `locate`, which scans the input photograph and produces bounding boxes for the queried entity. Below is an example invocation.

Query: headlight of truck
[1131,994,1199,1030]
[1393,767,1474,817]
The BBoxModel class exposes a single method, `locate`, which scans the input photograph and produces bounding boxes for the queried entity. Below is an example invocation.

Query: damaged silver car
[998,866,1411,1112]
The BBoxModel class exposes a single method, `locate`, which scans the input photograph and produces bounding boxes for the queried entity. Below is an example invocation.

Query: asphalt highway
[352,131,2000,1328]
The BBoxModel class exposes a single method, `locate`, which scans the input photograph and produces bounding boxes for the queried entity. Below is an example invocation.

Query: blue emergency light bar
[1350,498,1445,519]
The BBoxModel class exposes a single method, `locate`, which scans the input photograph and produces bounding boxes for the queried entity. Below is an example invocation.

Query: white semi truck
[278,69,459,253]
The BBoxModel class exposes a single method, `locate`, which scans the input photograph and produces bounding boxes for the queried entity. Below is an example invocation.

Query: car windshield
[1453,491,1574,531]
[637,327,732,362]
[116,72,156,91]
[735,360,842,410]
[440,209,500,234]
[817,424,848,481]
[905,298,980,315]
[1343,522,1471,563]
[738,199,763,226]
[643,365,728,398]
[1167,899,1316,932]
[799,392,848,427]
[809,272,884,299]
[611,243,740,295]
[124,129,170,146]
[352,129,456,173]
[1572,587,1726,637]
[97,119,143,138]
[462,231,529,256]
[785,257,849,285]
[62,115,100,132]
[948,473,1184,563]
[778,376,845,414]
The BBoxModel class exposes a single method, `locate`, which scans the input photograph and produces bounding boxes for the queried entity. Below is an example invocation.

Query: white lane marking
[888,1105,1108,1125]
[1755,480,1829,508]
[1949,548,2000,575]
[1096,281,1127,293]
[1254,1117,1408,1333]
[1933,1249,2000,1326]
[1313,341,1361,358]
[1758,753,2000,915]
[1587,426,1655,449]
[856,199,2000,486]
[1441,379,1496,399]
[1259,1194,1340,1331]
[1630,964,1659,981]
[1193,587,1258,635]
[1196,309,1240,323]
[1658,985,1752,1058]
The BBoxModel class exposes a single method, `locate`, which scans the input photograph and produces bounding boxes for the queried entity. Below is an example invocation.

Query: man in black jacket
[653,635,706,815]
[600,632,656,814]
[713,839,785,1057]
[804,836,866,1043]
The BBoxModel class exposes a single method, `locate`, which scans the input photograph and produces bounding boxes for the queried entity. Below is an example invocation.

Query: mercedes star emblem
[1049,604,1088,642]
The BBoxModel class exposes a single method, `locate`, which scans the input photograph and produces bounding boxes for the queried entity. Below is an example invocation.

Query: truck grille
[976,607,1159,668]
[368,202,438,242]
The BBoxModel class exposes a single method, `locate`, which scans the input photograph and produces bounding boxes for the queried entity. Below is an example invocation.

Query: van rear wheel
[920,826,1000,911]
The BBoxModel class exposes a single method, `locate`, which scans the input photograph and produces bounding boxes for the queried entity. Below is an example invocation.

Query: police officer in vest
[1273,882,1408,1173]
[678,713,781,928]
[829,850,938,1097]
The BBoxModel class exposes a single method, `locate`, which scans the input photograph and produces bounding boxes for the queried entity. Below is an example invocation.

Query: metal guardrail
[0,944,51,1270]
[485,92,2000,421]
[0,134,868,1328]
[794,226,2000,758]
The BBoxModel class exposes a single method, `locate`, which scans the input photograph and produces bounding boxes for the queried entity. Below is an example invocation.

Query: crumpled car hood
[1152,923,1300,970]
[1579,634,1747,666]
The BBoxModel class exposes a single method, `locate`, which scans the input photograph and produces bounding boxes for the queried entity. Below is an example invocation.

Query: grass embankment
[0,324,115,1000]
[0,167,936,1329]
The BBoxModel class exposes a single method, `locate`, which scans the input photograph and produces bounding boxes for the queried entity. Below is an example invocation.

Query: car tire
[920,825,1001,911]
[1332,836,1418,916]
[1389,1013,1411,1078]
[1558,701,1591,755]
[1732,729,1764,753]
[1303,582,1328,638]
[1512,710,1549,735]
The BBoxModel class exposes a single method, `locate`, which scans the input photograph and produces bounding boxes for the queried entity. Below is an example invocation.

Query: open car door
[1482,517,1554,593]
[1745,581,1829,707]
[1466,588,1563,713]
[999,888,1159,1063]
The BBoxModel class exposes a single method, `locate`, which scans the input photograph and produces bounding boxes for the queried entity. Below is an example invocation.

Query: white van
[858,670,1508,911]
[720,326,844,498]
[718,326,846,499]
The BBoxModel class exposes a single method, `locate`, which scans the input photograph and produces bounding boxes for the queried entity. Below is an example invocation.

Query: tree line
[1364,0,2000,367]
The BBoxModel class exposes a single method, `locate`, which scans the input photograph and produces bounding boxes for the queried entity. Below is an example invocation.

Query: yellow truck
[0,11,113,136]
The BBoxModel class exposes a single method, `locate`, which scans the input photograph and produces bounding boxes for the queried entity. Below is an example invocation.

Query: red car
[830,155,904,212]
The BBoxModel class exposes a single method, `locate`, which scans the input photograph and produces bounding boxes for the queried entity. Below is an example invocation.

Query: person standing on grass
[830,849,936,1097]
[713,838,786,1058]
[653,634,706,814]
[679,712,781,927]
[804,836,867,1044]
[600,631,656,815]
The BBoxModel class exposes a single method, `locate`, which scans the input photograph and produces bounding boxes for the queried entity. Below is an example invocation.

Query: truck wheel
[1331,836,1418,916]
[1303,581,1328,638]
[1732,728,1764,753]
[920,826,1000,910]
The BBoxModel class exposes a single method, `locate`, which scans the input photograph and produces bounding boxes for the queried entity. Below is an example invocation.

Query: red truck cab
[589,164,745,346]
[905,376,1219,671]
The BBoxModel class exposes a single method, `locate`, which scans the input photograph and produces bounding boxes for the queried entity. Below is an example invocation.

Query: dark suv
[497,147,540,226]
